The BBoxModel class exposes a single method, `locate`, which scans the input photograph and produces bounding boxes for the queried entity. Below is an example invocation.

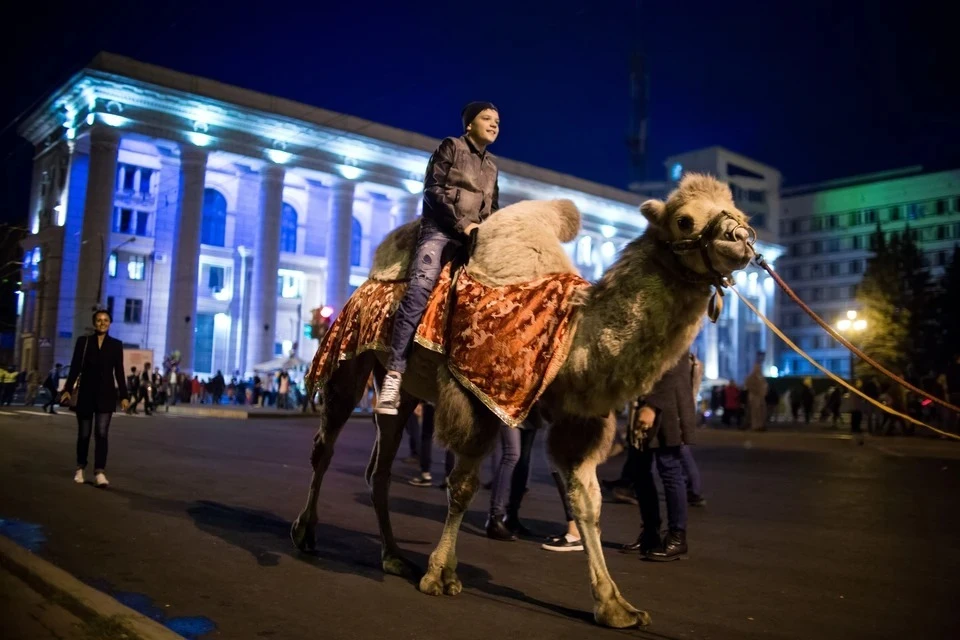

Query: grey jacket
[422,136,500,237]
[639,355,697,448]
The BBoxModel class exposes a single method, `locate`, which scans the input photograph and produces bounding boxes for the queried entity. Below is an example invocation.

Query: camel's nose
[733,227,750,242]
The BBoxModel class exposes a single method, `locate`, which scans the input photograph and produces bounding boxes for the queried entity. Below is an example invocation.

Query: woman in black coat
[62,310,129,487]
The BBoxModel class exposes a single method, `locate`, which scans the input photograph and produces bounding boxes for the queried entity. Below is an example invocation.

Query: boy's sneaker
[375,373,402,415]
[541,533,584,552]
[408,472,432,487]
[73,469,85,484]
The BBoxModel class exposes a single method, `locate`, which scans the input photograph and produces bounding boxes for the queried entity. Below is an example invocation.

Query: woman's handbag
[67,337,91,411]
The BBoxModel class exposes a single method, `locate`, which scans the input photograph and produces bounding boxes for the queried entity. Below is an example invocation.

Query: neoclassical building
[16,53,780,384]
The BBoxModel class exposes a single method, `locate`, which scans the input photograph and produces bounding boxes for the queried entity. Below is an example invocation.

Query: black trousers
[76,413,113,471]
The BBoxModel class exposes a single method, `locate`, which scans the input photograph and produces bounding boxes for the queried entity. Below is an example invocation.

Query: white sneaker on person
[94,472,109,488]
[408,472,433,487]
[73,469,85,484]
[541,533,584,552]
[375,373,402,415]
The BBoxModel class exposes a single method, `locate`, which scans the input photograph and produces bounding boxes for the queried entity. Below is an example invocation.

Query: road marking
[0,411,17,416]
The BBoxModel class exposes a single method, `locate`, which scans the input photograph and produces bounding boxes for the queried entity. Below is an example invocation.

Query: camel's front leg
[366,385,419,577]
[418,453,482,596]
[550,413,651,629]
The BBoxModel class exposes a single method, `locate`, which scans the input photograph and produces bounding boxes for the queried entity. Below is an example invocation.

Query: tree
[855,223,910,378]
[898,225,937,378]
[934,245,960,371]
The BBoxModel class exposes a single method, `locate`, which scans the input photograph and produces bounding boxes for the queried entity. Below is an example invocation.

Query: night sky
[2,0,957,226]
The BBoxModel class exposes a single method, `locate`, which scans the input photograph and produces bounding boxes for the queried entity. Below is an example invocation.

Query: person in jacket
[24,368,41,406]
[42,363,63,413]
[744,364,769,431]
[376,102,500,415]
[61,310,130,487]
[623,353,698,561]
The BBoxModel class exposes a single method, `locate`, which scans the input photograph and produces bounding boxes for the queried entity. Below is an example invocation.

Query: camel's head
[640,173,755,279]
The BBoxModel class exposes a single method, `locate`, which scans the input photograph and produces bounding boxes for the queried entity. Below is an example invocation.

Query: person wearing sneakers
[376,102,501,415]
[62,310,130,488]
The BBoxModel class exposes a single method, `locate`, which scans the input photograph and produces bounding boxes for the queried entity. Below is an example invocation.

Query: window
[938,226,948,240]
[280,203,298,253]
[201,188,227,247]
[790,220,800,234]
[747,189,766,203]
[750,213,766,228]
[829,263,840,276]
[865,209,877,224]
[790,243,801,257]
[108,252,118,278]
[124,298,143,324]
[121,165,136,191]
[278,270,302,299]
[127,255,146,280]
[350,217,362,266]
[907,203,923,220]
[116,208,134,234]
[194,314,214,373]
[810,288,823,301]
[937,200,947,215]
[812,263,823,277]
[106,296,115,318]
[852,235,862,250]
[889,206,901,221]
[827,238,840,252]
[828,215,838,229]
[850,259,862,274]
[138,169,153,195]
[208,266,225,292]
[937,252,949,267]
[811,240,822,255]
[850,284,859,297]
[811,218,823,232]
[788,266,801,280]
[848,211,862,227]
[135,211,149,236]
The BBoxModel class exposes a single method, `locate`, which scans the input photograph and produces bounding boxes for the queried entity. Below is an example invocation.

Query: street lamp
[836,309,867,378]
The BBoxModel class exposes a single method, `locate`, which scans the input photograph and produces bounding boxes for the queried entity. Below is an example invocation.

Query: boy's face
[467,109,500,145]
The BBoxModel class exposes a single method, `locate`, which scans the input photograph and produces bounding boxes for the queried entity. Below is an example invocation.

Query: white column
[246,164,285,370]
[72,126,120,340]
[305,179,330,256]
[324,179,356,313]
[165,146,208,371]
[398,194,420,226]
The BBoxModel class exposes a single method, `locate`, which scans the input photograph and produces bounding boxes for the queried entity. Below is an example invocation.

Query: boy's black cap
[461,102,498,130]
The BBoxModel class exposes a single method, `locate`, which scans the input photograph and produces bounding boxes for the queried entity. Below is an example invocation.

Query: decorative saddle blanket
[306,265,590,426]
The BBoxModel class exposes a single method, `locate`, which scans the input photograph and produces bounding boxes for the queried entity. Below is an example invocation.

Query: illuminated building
[15,53,780,385]
[777,167,960,377]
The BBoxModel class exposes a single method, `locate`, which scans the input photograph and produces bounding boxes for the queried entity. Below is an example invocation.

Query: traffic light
[309,306,335,342]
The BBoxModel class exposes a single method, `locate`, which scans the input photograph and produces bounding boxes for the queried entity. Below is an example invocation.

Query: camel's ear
[640,199,666,225]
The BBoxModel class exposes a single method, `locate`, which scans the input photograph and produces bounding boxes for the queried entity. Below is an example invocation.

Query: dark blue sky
[2,0,957,224]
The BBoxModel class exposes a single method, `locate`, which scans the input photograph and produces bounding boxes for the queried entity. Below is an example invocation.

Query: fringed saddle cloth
[306,264,589,427]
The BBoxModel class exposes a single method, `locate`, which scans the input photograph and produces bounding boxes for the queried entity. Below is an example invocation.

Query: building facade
[15,53,779,385]
[776,167,960,377]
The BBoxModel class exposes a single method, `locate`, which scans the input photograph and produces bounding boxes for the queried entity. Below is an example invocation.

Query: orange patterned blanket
[306,265,590,426]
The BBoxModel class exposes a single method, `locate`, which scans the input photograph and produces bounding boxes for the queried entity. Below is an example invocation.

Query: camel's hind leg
[291,354,373,552]
[419,370,499,596]
[548,411,651,629]
[365,362,421,577]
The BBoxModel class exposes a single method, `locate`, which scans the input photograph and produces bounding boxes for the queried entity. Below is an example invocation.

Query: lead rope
[751,252,960,415]
[729,284,960,441]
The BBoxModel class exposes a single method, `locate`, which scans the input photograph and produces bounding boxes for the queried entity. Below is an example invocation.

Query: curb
[0,534,185,640]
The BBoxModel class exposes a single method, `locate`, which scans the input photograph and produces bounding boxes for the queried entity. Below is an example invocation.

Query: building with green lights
[777,167,960,377]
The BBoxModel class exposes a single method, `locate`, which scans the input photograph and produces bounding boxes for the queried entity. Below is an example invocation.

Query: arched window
[350,217,362,266]
[280,203,298,253]
[201,188,227,247]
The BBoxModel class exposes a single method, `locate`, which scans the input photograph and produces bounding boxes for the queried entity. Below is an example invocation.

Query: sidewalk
[0,534,185,640]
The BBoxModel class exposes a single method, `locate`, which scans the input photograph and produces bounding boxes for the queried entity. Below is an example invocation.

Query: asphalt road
[1,408,958,640]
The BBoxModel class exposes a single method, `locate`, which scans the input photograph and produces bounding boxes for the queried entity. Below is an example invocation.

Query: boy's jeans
[386,218,461,374]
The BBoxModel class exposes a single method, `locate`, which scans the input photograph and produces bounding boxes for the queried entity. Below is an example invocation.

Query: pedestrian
[126,366,141,414]
[744,364,768,431]
[765,385,780,423]
[376,101,501,415]
[0,365,16,405]
[484,416,539,541]
[540,470,584,552]
[24,369,41,406]
[722,380,741,427]
[623,353,698,561]
[61,310,130,488]
[42,364,63,414]
[407,403,454,487]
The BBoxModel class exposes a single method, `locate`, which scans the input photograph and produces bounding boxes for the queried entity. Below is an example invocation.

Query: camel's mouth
[711,239,754,273]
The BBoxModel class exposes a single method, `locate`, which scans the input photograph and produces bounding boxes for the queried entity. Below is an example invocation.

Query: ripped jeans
[386,218,462,374]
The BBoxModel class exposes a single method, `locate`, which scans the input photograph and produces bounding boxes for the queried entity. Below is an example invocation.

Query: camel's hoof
[418,572,444,596]
[441,568,462,596]
[382,554,419,578]
[290,517,316,552]
[595,600,652,629]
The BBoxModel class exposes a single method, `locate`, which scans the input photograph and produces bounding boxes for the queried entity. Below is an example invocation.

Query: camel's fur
[291,175,753,630]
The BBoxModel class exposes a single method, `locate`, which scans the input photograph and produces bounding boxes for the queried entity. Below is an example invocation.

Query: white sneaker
[374,373,402,415]
[94,472,109,488]
[73,469,85,484]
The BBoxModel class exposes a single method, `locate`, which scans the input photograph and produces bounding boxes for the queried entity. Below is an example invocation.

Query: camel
[290,173,755,628]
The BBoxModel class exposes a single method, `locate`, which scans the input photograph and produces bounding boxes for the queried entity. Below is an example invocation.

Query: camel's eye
[677,216,694,233]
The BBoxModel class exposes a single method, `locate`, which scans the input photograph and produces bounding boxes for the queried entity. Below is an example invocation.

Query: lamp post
[836,309,867,380]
